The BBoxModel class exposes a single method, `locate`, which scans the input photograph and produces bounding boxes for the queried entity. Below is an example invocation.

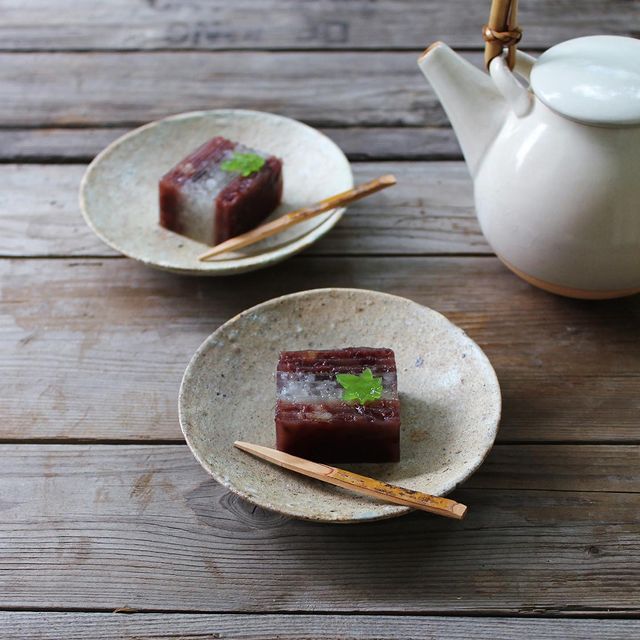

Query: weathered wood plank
[0,127,462,162]
[2,612,639,640]
[0,128,133,163]
[1,444,639,613]
[0,51,473,127]
[2,257,639,442]
[0,162,483,258]
[1,0,637,51]
[0,164,114,257]
[327,127,461,160]
[466,444,640,493]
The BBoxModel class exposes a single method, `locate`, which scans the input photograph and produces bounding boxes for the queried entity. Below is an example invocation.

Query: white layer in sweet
[277,371,397,404]
[178,142,267,245]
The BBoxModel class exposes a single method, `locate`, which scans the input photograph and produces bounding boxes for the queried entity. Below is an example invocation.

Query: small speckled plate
[179,288,501,523]
[79,110,353,275]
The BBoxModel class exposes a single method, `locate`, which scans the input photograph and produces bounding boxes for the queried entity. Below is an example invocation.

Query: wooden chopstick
[199,174,396,261]
[234,441,467,520]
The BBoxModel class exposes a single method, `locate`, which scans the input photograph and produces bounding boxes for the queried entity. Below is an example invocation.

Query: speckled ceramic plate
[79,110,353,275]
[179,288,501,523]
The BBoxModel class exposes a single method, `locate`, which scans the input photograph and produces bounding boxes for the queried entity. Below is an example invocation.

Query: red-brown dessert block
[276,347,401,463]
[159,136,283,246]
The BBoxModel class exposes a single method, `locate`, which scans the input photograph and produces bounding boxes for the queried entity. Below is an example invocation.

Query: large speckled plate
[179,288,501,523]
[80,110,352,275]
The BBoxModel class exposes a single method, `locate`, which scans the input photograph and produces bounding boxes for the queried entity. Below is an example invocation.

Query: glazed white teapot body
[418,36,640,298]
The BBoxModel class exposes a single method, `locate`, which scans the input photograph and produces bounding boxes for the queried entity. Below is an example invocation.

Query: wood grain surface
[0,127,463,162]
[2,257,639,442]
[0,51,475,127]
[2,612,640,640]
[2,0,638,632]
[0,162,483,257]
[1,0,636,51]
[1,444,639,613]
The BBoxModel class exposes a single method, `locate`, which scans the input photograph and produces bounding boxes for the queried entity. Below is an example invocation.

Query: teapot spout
[418,42,507,176]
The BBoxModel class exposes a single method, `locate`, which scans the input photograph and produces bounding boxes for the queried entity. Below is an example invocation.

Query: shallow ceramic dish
[80,110,353,275]
[180,288,501,523]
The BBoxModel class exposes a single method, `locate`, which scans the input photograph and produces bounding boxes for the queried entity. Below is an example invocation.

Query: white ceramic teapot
[418,35,640,298]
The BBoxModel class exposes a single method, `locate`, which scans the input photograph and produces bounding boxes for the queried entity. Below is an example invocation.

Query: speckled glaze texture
[79,110,353,275]
[179,289,501,523]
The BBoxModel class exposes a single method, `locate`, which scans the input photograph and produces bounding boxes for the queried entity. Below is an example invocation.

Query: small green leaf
[336,368,383,405]
[220,152,266,177]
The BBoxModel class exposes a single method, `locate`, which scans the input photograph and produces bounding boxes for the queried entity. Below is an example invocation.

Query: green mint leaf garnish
[336,368,383,405]
[220,152,265,177]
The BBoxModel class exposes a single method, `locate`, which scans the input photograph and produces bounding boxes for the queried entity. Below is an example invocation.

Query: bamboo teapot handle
[483,0,522,70]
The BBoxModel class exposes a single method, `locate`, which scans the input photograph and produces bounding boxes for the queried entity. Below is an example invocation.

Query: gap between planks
[0,253,494,260]
[0,47,509,54]
[0,127,464,163]
[0,607,640,618]
[1,439,639,447]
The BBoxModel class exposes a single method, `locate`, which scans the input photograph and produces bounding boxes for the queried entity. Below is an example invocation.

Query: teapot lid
[530,36,640,126]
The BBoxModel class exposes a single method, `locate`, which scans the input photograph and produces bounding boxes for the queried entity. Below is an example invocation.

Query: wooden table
[1,2,639,638]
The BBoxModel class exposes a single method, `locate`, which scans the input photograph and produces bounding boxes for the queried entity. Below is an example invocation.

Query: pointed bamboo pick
[234,441,467,520]
[199,174,396,261]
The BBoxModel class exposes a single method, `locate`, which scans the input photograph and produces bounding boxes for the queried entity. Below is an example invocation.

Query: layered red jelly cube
[276,348,401,463]
[159,136,283,246]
